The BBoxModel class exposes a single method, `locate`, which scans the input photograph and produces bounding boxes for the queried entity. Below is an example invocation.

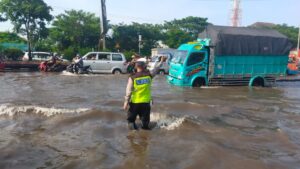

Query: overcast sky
[0,0,299,31]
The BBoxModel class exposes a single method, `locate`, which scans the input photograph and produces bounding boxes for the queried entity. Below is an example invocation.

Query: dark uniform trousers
[127,102,151,129]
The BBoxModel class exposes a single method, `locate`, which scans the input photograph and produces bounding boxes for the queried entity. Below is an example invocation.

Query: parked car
[148,53,173,75]
[23,52,68,62]
[82,52,127,74]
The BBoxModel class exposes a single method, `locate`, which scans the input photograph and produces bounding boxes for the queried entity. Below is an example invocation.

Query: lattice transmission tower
[231,0,242,27]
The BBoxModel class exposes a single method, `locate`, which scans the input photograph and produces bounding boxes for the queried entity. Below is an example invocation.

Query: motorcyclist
[48,53,63,70]
[73,54,84,73]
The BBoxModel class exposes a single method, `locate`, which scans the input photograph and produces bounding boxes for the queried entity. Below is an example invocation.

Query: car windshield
[171,50,188,64]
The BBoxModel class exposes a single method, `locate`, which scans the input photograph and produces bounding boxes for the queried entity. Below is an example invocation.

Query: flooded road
[0,72,300,169]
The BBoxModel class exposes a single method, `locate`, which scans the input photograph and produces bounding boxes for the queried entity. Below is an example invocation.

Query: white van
[148,53,173,75]
[23,52,52,61]
[82,52,127,74]
[23,52,68,62]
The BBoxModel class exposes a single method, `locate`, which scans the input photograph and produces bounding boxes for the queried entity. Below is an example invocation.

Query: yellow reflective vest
[131,72,152,103]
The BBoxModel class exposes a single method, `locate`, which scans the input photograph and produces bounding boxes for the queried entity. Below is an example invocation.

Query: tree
[273,24,299,47]
[164,29,192,48]
[111,23,162,55]
[0,32,27,43]
[3,48,24,61]
[164,16,209,39]
[163,16,209,48]
[0,0,53,60]
[50,10,101,59]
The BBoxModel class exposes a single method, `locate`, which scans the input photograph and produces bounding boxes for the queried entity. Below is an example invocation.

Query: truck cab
[168,39,210,87]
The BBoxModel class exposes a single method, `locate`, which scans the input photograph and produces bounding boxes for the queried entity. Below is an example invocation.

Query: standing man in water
[123,56,165,130]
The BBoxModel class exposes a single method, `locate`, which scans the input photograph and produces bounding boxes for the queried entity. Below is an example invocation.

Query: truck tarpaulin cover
[198,25,293,56]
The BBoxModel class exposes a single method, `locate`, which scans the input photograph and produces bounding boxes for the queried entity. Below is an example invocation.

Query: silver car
[82,52,127,74]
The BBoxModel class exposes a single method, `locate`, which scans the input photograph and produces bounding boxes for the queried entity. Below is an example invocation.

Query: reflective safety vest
[131,72,152,103]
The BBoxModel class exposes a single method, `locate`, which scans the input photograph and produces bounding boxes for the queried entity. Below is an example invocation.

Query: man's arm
[123,77,133,110]
[150,57,165,78]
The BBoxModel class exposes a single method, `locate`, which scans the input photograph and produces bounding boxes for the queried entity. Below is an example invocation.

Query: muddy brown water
[0,72,300,169]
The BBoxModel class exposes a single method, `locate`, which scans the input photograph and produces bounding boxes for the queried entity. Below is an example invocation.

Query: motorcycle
[66,63,93,74]
[39,61,67,72]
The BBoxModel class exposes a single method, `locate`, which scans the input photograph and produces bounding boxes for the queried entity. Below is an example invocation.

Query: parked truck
[167,25,292,87]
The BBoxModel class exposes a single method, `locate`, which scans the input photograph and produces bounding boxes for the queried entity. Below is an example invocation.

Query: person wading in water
[123,56,166,130]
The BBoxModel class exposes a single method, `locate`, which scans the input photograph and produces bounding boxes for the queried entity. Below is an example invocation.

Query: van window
[86,53,97,60]
[33,53,50,60]
[98,53,110,61]
[186,52,205,66]
[112,54,123,61]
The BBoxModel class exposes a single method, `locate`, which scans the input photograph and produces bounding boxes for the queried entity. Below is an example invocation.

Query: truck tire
[192,78,205,88]
[159,70,165,75]
[252,77,265,87]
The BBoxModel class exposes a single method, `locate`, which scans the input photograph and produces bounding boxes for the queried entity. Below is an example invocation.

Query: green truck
[167,25,292,87]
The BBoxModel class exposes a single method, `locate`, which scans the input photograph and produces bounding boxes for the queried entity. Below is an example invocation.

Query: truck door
[185,52,208,79]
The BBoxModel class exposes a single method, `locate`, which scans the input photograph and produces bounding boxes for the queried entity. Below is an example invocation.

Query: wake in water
[0,104,90,117]
[61,71,118,77]
[0,104,190,131]
[61,71,91,77]
[150,113,187,130]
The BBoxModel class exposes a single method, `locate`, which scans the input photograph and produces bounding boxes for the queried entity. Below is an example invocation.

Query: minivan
[82,52,127,74]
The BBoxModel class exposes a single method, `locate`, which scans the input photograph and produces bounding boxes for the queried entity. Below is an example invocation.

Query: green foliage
[50,10,100,52]
[123,50,135,61]
[111,23,162,56]
[34,39,54,52]
[0,45,4,59]
[164,16,209,39]
[162,16,209,48]
[0,0,53,59]
[62,47,77,61]
[78,48,93,56]
[273,24,299,47]
[164,28,193,48]
[3,48,24,61]
[0,32,26,43]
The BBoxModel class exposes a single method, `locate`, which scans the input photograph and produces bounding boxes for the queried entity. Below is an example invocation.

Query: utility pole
[297,25,300,57]
[138,34,142,55]
[231,0,241,27]
[100,0,107,50]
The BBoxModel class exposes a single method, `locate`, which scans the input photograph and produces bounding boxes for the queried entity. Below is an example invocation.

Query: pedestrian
[123,56,165,130]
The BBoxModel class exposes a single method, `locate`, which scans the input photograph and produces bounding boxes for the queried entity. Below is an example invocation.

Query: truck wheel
[159,70,165,75]
[252,77,265,87]
[192,78,205,88]
[113,69,122,75]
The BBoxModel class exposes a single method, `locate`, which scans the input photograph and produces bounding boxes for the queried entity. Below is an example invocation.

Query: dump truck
[167,25,292,87]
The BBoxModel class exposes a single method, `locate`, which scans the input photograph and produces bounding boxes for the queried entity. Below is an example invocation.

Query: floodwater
[0,72,300,169]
